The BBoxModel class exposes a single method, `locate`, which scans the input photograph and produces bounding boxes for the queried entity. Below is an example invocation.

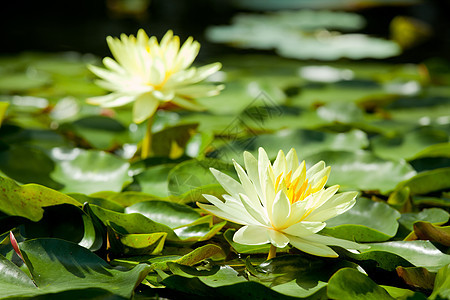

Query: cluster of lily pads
[0,34,450,298]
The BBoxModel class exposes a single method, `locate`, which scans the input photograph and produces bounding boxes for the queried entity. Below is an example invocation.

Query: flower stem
[141,116,154,159]
[267,244,277,260]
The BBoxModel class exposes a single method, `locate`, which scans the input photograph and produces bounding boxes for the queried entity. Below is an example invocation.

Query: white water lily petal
[268,230,290,248]
[289,235,339,257]
[271,191,291,229]
[282,221,326,237]
[286,148,299,172]
[170,96,206,111]
[153,90,175,101]
[233,161,262,210]
[188,62,223,83]
[132,93,159,123]
[243,151,263,199]
[305,191,357,222]
[176,84,223,98]
[197,202,249,225]
[201,194,260,225]
[210,168,245,200]
[301,233,369,250]
[272,150,287,176]
[309,166,331,187]
[233,225,270,245]
[239,193,267,226]
[305,161,326,178]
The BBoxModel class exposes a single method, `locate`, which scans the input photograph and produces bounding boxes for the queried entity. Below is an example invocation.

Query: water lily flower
[87,29,223,124]
[198,148,367,258]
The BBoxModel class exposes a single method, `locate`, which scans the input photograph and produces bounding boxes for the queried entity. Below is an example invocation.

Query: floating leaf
[51,149,132,194]
[412,222,450,246]
[396,167,450,195]
[68,116,127,150]
[168,158,235,198]
[0,145,62,189]
[327,268,394,300]
[304,150,416,193]
[134,164,175,197]
[125,200,201,229]
[396,266,435,290]
[429,264,450,300]
[0,176,80,222]
[107,225,167,256]
[322,197,401,242]
[217,129,369,165]
[16,238,151,298]
[371,127,448,161]
[346,240,450,272]
[399,208,449,231]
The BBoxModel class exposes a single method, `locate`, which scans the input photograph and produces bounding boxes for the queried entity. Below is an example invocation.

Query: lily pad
[322,197,401,242]
[0,176,80,222]
[15,238,151,298]
[304,150,416,194]
[51,149,132,194]
[327,268,394,300]
[346,240,450,272]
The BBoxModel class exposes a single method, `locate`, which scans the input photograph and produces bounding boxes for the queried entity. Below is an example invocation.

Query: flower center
[275,170,327,204]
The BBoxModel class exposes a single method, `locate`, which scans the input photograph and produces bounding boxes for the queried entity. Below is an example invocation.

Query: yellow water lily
[87,29,223,124]
[198,148,367,259]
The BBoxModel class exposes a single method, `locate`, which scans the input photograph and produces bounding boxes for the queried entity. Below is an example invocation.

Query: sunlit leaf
[304,150,416,193]
[0,176,80,222]
[345,240,450,272]
[327,268,394,300]
[51,149,132,194]
[322,197,401,242]
[429,264,450,300]
[16,238,151,298]
[396,167,450,195]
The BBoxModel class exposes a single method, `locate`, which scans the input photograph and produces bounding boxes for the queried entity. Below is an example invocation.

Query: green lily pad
[107,225,167,256]
[216,129,369,164]
[89,204,178,241]
[134,164,175,197]
[113,244,226,271]
[322,197,401,242]
[68,116,128,150]
[0,145,62,189]
[371,127,449,161]
[167,158,236,198]
[124,200,201,229]
[396,167,450,195]
[304,150,416,194]
[327,268,394,300]
[0,176,80,222]
[346,240,450,272]
[399,208,449,231]
[89,204,224,242]
[429,264,450,300]
[14,238,151,298]
[51,149,132,194]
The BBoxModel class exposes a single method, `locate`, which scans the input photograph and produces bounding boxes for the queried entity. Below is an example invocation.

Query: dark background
[1,0,449,63]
